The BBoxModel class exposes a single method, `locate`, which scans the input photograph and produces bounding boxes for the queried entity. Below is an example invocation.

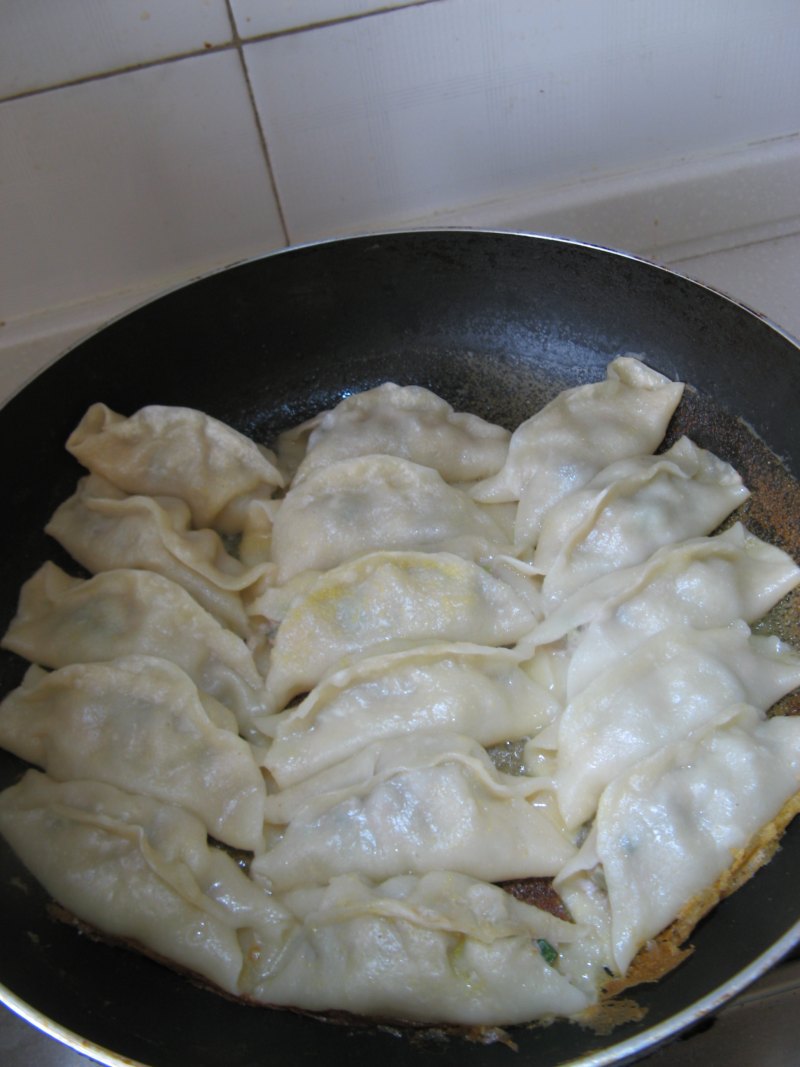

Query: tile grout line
[234,0,446,42]
[0,43,233,105]
[0,0,447,107]
[664,222,800,266]
[225,1,291,247]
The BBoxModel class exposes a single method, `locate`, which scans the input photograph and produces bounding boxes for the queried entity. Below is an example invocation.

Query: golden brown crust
[578,786,800,1034]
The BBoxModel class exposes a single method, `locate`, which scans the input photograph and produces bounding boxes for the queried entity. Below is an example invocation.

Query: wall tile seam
[663,221,800,266]
[0,43,234,105]
[225,0,290,245]
[0,0,446,106]
[229,0,445,42]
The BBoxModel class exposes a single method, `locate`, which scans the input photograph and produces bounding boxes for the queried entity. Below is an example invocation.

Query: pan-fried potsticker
[1,359,799,1031]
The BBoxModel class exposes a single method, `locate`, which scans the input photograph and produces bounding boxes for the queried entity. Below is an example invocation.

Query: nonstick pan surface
[1,229,799,1066]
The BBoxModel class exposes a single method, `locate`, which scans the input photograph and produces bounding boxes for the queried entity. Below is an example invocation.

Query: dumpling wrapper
[0,773,591,1025]
[254,732,571,888]
[261,730,553,823]
[2,563,267,732]
[470,356,684,550]
[252,871,591,1025]
[0,771,292,996]
[254,551,539,713]
[558,705,800,973]
[260,642,559,788]
[535,437,750,606]
[526,523,800,700]
[529,523,800,648]
[286,382,510,485]
[46,474,271,637]
[0,655,268,850]
[549,621,800,829]
[66,402,283,534]
[270,454,511,584]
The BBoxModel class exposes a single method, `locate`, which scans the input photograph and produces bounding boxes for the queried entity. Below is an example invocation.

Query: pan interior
[0,230,798,1067]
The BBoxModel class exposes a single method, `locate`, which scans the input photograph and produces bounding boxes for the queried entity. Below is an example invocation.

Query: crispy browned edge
[577,787,800,1035]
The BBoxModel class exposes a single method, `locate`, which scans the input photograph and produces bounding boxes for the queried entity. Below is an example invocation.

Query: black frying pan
[1,229,799,1066]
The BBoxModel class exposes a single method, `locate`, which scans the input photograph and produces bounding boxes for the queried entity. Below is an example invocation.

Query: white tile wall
[244,0,800,243]
[0,49,285,327]
[229,0,430,38]
[423,134,800,265]
[0,0,233,99]
[0,0,798,370]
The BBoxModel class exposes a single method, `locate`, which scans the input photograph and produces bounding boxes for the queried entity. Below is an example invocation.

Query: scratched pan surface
[1,230,799,1067]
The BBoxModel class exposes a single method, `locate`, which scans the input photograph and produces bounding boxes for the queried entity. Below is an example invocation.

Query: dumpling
[46,474,271,637]
[1,369,798,1031]
[66,402,284,534]
[559,705,800,973]
[0,771,292,996]
[253,551,539,713]
[0,655,268,850]
[535,437,750,605]
[270,454,511,583]
[484,553,547,615]
[285,382,511,485]
[253,733,572,888]
[250,871,591,1025]
[260,730,548,823]
[260,643,559,788]
[530,523,800,649]
[550,622,800,829]
[0,772,591,1025]
[1,563,268,732]
[471,356,684,549]
[527,524,800,700]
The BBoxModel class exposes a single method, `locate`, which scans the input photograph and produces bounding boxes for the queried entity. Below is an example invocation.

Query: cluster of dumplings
[1,356,800,1029]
